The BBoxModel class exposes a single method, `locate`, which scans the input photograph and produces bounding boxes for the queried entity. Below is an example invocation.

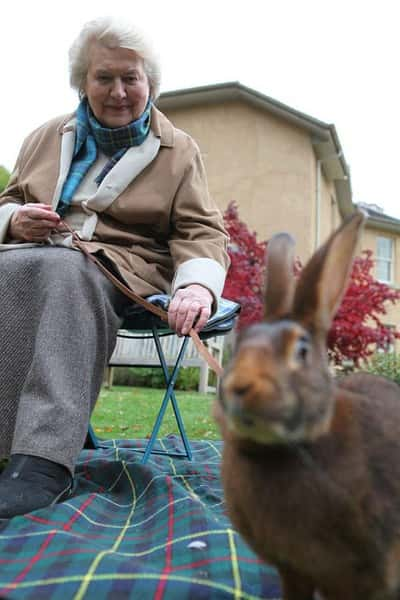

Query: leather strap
[61,222,224,377]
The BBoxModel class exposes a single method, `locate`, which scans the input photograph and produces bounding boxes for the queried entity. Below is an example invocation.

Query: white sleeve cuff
[0,203,19,242]
[172,257,227,313]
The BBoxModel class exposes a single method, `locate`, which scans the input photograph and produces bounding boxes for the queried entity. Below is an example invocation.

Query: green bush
[174,367,200,390]
[111,366,200,390]
[0,165,10,193]
[361,353,400,385]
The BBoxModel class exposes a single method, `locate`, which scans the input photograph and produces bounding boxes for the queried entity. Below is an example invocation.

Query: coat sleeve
[168,142,230,308]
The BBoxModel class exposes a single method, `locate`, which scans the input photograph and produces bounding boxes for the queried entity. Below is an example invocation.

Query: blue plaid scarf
[56,97,152,217]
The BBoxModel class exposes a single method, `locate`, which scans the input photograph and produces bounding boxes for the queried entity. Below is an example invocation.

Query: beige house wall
[319,176,341,245]
[165,101,333,263]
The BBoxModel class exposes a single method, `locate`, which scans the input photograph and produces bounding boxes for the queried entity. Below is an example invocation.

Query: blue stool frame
[85,296,240,463]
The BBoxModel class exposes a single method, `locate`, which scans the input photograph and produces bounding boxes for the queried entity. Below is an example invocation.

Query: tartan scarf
[56,97,152,217]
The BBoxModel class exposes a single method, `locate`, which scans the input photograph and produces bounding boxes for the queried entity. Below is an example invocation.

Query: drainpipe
[315,151,343,249]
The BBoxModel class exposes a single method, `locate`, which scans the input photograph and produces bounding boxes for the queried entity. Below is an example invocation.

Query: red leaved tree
[327,250,400,365]
[222,201,400,365]
[222,202,266,328]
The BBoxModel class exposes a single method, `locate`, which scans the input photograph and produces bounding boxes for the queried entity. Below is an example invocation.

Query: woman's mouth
[106,105,130,111]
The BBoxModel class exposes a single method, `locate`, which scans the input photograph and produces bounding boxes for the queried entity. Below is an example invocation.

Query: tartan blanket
[0,438,282,599]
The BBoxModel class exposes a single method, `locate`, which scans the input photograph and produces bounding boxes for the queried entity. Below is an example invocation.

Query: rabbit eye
[294,335,310,363]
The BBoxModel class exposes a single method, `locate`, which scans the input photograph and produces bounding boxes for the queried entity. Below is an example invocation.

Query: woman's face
[84,42,150,128]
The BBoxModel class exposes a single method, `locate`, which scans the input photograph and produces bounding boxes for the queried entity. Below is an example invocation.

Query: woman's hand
[168,284,213,336]
[9,204,61,242]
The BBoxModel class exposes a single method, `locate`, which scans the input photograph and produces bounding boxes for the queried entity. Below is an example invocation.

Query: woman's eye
[97,76,111,83]
[124,76,138,84]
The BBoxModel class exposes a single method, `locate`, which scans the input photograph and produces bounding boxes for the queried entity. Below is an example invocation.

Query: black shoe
[0,454,73,520]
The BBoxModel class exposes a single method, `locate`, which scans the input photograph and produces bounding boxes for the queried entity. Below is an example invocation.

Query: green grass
[92,386,220,440]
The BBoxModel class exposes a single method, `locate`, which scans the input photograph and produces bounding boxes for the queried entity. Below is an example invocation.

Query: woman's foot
[0,454,73,520]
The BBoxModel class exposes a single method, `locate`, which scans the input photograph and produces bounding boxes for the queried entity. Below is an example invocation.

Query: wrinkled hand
[168,284,213,336]
[9,203,61,242]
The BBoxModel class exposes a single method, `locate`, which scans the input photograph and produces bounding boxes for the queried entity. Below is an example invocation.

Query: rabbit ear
[293,211,366,333]
[265,232,296,320]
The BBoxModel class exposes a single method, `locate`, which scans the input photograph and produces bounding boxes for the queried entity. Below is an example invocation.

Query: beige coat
[0,106,229,300]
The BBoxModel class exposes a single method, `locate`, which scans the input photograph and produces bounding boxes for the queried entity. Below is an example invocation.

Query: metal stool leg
[140,324,193,463]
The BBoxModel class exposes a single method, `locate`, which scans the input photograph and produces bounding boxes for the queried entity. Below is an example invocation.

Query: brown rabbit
[215,212,400,600]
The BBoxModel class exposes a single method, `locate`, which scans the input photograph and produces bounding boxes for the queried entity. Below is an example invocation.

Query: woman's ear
[293,211,366,333]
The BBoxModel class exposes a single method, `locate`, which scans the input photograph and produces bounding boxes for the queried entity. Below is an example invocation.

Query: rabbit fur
[215,212,400,600]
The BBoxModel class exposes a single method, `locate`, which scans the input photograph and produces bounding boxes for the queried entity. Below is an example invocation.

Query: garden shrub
[361,353,400,385]
[112,366,200,390]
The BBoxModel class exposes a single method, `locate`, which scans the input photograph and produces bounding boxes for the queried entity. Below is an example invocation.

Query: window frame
[376,235,394,284]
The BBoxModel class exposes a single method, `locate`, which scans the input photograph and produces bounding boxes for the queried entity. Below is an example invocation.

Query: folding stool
[86,295,240,463]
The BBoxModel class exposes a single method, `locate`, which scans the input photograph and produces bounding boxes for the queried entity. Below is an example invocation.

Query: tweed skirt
[0,246,129,473]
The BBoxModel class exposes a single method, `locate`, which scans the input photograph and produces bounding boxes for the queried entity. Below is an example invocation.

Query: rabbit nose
[232,383,252,397]
[222,369,248,396]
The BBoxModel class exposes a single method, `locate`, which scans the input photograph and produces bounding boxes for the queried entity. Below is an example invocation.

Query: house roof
[157,81,353,217]
[358,203,400,234]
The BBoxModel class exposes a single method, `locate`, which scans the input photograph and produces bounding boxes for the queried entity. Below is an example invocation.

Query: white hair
[69,16,162,100]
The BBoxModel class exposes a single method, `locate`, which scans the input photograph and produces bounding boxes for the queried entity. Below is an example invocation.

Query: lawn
[92,385,221,440]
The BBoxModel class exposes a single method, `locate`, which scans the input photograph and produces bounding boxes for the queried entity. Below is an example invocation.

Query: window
[376,236,394,283]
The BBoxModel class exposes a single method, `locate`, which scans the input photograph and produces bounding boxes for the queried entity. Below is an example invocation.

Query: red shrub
[223,202,400,365]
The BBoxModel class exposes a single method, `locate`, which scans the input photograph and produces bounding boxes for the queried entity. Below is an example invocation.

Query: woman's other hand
[168,284,213,336]
[9,204,61,242]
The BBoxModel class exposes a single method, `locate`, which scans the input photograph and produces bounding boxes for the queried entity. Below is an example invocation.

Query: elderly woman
[0,17,228,519]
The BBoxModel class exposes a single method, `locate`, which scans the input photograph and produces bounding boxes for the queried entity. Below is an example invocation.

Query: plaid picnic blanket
[0,438,282,599]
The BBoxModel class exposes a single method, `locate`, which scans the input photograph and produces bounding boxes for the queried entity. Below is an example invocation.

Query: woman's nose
[110,78,127,99]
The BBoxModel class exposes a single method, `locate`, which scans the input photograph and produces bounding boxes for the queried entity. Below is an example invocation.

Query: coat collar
[58,105,175,148]
[149,105,174,147]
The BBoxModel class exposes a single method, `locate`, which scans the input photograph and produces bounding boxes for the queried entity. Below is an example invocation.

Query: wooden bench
[105,332,225,393]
